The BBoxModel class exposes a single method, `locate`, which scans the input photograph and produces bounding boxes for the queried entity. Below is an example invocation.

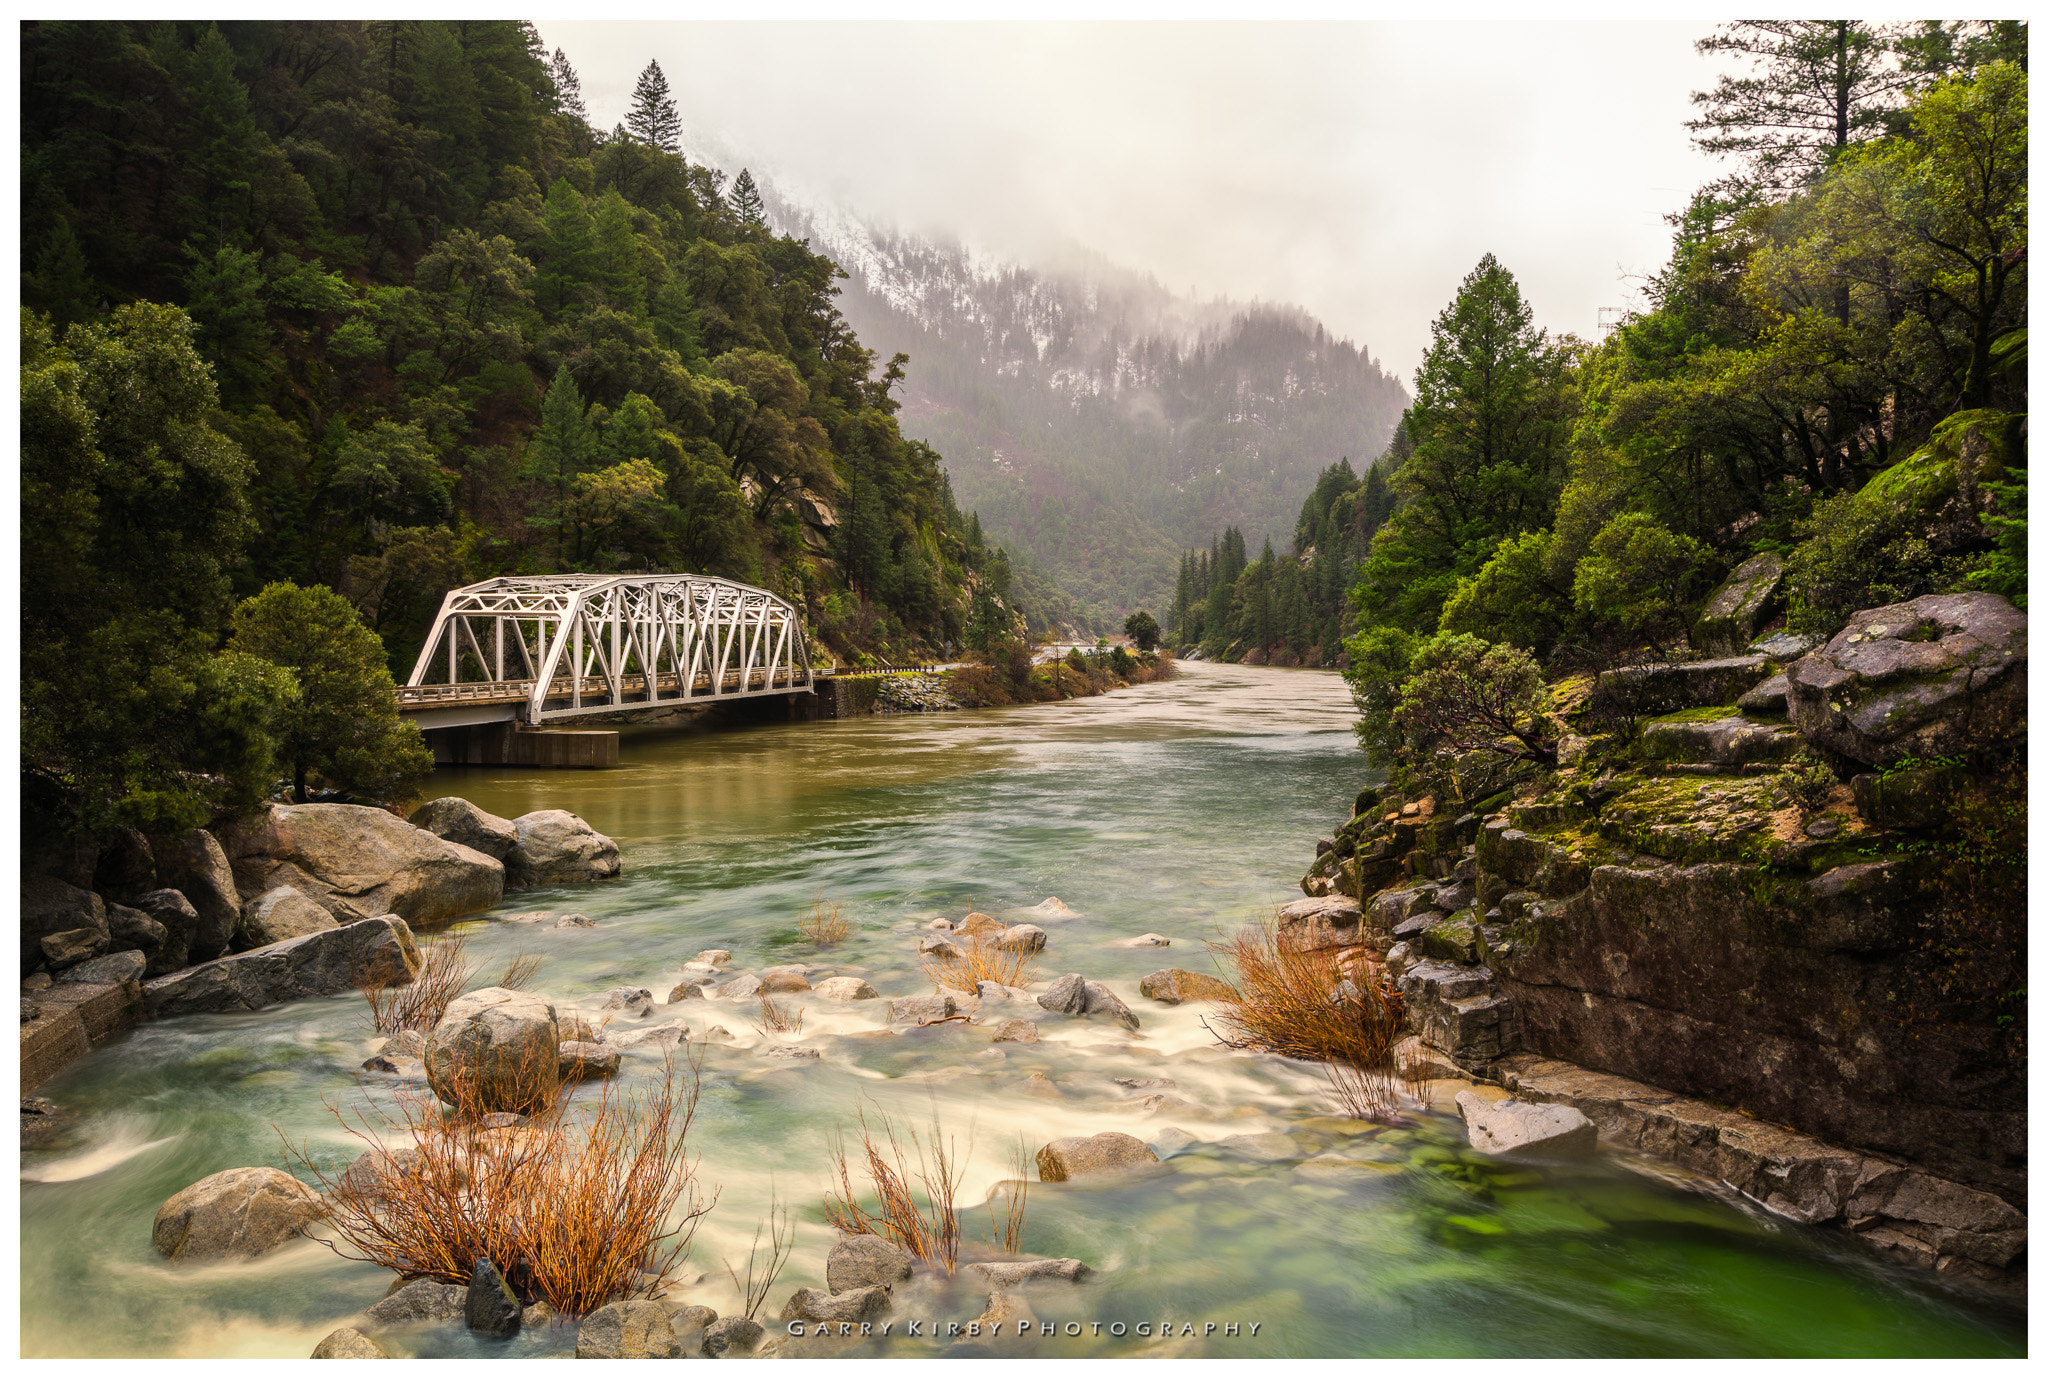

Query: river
[18,661,2025,1357]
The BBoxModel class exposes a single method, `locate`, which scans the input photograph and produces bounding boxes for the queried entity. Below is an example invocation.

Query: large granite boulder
[1785,592,2026,767]
[408,796,519,863]
[151,1166,324,1260]
[218,803,503,925]
[576,1301,681,1358]
[466,1257,522,1337]
[1036,1132,1159,1182]
[1036,974,1139,1029]
[1275,895,1365,950]
[106,903,170,970]
[20,875,107,971]
[143,915,421,1018]
[425,987,560,1114]
[1694,553,1787,657]
[701,1315,764,1357]
[236,885,341,949]
[1456,1090,1599,1158]
[1640,715,1802,770]
[507,810,620,887]
[150,828,240,961]
[131,889,200,975]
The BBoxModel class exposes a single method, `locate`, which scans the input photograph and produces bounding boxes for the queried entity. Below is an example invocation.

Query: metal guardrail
[819,664,941,678]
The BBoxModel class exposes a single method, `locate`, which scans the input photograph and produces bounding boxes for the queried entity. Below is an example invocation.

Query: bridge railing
[821,664,940,678]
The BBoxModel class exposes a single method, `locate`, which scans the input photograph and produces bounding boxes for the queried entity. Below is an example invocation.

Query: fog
[537,21,1733,381]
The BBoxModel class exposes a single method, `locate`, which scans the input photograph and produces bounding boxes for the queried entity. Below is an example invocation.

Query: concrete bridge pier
[426,721,619,769]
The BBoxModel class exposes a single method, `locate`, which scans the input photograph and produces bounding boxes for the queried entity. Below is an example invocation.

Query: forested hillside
[19,19,1068,833]
[1335,21,2025,795]
[766,195,1411,625]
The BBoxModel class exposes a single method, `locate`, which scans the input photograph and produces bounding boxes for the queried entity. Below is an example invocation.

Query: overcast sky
[537,21,1736,383]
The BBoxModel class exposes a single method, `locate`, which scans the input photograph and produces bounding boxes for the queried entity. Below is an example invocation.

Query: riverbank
[944,647,1174,709]
[18,664,2024,1358]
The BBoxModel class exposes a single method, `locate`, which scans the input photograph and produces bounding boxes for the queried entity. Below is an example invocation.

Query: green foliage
[1780,751,1839,816]
[229,583,435,803]
[1571,513,1711,651]
[1122,610,1161,652]
[1391,634,1559,779]
[1439,530,1570,653]
[1339,622,1418,773]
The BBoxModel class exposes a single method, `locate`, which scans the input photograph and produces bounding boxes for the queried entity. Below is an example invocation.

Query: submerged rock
[614,1021,690,1053]
[989,1019,1039,1044]
[1138,968,1235,1004]
[601,986,653,1018]
[311,1327,388,1358]
[1035,973,1139,1029]
[364,1278,467,1325]
[1035,1131,1159,1182]
[1015,897,1079,921]
[1456,1090,1598,1158]
[701,1315,764,1357]
[826,1234,914,1293]
[814,976,878,1001]
[152,1166,323,1261]
[760,970,812,993]
[884,994,960,1025]
[558,1040,620,1079]
[965,1257,1092,1285]
[577,1300,681,1358]
[994,924,1047,952]
[778,1284,889,1324]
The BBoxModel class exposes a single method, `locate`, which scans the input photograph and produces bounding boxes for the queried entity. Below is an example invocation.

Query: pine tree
[731,168,765,226]
[1688,21,1910,195]
[625,60,682,154]
[524,366,596,558]
[548,47,587,122]
[591,187,644,312]
[534,177,597,315]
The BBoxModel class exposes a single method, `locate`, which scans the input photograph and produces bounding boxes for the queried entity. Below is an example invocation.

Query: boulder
[989,1019,1039,1043]
[20,875,108,969]
[1751,631,1821,660]
[558,1041,620,1080]
[716,975,762,1001]
[576,1300,681,1358]
[131,889,200,975]
[107,904,168,962]
[1117,933,1171,947]
[957,912,1006,938]
[507,810,621,887]
[1853,763,1964,830]
[557,1015,603,1043]
[1035,973,1139,1029]
[237,885,341,949]
[974,1291,1036,1336]
[1694,552,1787,656]
[336,1145,434,1201]
[364,1278,467,1325]
[408,797,519,863]
[1275,895,1365,950]
[555,913,596,928]
[311,1327,388,1359]
[424,987,560,1114]
[1738,673,1791,715]
[59,949,146,987]
[1641,715,1802,770]
[667,979,711,1003]
[994,924,1047,953]
[151,1166,324,1260]
[883,994,959,1025]
[974,981,1037,1005]
[1035,1131,1159,1182]
[143,916,421,1018]
[697,949,732,966]
[761,970,812,993]
[814,976,878,1001]
[1138,969,1236,1005]
[1784,592,2027,767]
[1015,897,1078,921]
[778,1284,890,1325]
[925,918,955,931]
[149,829,239,961]
[39,927,106,970]
[613,1021,690,1053]
[825,1234,914,1293]
[601,987,654,1019]
[466,1256,522,1337]
[1456,1090,1598,1158]
[1596,655,1773,715]
[665,1303,716,1348]
[916,935,962,959]
[701,1315,764,1357]
[965,1257,1092,1286]
[218,803,503,925]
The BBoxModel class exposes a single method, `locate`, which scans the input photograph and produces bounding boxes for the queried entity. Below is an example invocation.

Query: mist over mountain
[763,187,1411,625]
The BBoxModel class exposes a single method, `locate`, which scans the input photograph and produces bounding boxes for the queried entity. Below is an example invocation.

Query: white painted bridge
[398,574,814,729]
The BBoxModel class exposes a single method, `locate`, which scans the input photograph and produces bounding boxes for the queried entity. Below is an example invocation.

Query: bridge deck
[397,667,810,715]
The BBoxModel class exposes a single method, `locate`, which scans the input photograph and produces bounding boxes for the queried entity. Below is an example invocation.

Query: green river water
[18,661,2025,1357]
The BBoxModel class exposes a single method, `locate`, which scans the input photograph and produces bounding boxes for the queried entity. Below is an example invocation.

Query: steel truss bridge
[398,574,814,728]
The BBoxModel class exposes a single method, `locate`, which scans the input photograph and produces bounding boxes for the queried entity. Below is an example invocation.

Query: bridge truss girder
[405,574,813,723]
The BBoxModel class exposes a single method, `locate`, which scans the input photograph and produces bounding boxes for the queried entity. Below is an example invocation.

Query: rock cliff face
[1301,593,2027,1281]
